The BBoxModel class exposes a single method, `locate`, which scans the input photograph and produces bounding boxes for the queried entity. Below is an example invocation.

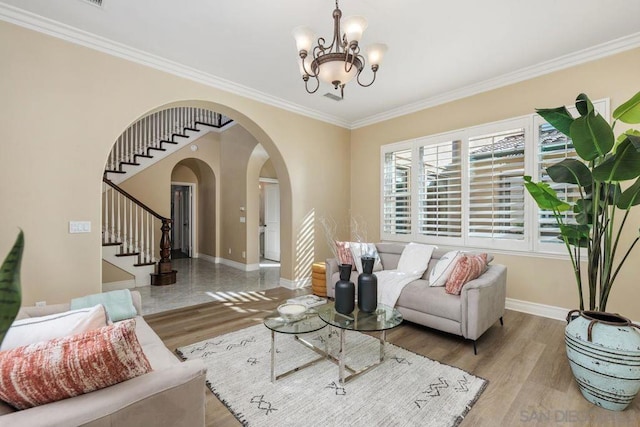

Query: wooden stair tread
[104,169,126,174]
[121,161,140,166]
[102,242,122,247]
[116,252,140,257]
[134,262,155,267]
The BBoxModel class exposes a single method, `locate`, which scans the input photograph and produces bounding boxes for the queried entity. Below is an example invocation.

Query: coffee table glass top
[263,305,328,334]
[317,302,402,332]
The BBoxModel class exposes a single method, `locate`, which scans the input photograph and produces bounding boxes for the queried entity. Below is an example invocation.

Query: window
[417,138,462,243]
[382,147,412,236]
[380,99,609,255]
[467,126,526,250]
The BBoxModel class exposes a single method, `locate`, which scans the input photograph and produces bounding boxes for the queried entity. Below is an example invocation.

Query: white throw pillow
[0,304,108,351]
[428,250,462,287]
[396,243,437,276]
[349,243,383,274]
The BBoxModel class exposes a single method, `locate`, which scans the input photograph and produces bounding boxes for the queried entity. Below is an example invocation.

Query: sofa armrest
[16,291,143,320]
[0,359,207,427]
[460,264,507,340]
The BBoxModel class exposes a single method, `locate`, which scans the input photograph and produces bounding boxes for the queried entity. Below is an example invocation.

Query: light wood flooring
[145,287,640,427]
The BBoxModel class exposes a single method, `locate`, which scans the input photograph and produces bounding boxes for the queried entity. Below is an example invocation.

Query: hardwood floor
[145,287,640,426]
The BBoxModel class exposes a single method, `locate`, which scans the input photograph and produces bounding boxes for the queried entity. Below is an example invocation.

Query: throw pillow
[70,289,137,322]
[335,241,355,269]
[349,243,383,274]
[396,243,437,276]
[428,251,461,287]
[0,304,108,351]
[445,253,489,295]
[0,319,151,410]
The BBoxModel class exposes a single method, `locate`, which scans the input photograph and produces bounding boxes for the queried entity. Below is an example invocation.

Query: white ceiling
[2,0,640,128]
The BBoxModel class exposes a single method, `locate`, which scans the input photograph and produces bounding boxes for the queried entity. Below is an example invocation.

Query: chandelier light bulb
[292,26,315,54]
[365,43,388,66]
[342,16,368,45]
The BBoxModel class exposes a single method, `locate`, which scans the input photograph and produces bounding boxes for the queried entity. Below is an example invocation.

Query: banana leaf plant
[0,230,24,346]
[524,92,640,312]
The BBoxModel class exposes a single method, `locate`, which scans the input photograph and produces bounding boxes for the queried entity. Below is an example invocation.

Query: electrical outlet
[35,301,46,307]
[228,248,232,255]
[242,251,246,259]
[240,216,246,223]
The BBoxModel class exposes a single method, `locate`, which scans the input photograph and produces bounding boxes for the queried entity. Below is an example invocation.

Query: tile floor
[138,258,282,315]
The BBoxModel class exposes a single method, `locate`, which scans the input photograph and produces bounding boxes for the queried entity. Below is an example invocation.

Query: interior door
[171,184,192,257]
[263,183,280,261]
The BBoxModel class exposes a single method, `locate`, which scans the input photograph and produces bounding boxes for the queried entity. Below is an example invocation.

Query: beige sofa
[326,242,507,353]
[0,291,207,427]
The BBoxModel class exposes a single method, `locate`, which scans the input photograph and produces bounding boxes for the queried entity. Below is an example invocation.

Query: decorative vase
[334,264,355,315]
[357,256,378,313]
[565,310,640,411]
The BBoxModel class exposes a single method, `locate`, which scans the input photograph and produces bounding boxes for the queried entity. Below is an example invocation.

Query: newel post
[151,218,177,286]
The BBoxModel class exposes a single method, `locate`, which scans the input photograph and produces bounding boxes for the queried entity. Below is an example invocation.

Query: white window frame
[379,98,609,257]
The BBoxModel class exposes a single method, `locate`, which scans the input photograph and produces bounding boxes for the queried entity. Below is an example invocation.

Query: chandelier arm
[304,75,321,94]
[356,67,378,88]
[299,53,318,78]
[343,50,360,74]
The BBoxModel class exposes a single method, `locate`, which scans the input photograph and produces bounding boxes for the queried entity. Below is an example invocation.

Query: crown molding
[0,3,351,129]
[351,32,640,129]
[2,3,640,131]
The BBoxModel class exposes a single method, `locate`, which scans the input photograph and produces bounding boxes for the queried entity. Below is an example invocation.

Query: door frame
[261,179,280,262]
[171,181,197,257]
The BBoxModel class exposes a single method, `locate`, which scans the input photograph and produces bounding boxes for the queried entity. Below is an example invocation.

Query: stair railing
[102,177,172,275]
[106,107,232,173]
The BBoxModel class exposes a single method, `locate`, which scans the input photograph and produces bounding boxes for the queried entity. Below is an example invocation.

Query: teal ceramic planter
[565,310,640,411]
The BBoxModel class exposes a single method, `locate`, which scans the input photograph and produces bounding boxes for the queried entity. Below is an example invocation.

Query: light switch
[69,221,91,233]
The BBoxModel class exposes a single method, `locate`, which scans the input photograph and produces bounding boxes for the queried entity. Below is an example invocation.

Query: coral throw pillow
[0,319,151,410]
[335,241,355,268]
[445,253,488,295]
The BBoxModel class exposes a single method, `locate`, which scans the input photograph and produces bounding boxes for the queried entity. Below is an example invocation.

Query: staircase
[102,107,232,286]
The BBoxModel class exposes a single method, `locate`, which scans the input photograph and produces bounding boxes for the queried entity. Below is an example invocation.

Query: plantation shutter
[382,148,412,236]
[417,140,463,240]
[468,128,526,246]
[537,122,581,245]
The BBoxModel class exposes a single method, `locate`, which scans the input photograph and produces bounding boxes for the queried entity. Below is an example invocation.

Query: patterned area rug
[177,324,487,427]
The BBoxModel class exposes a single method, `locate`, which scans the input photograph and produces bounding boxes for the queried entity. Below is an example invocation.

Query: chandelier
[292,1,387,99]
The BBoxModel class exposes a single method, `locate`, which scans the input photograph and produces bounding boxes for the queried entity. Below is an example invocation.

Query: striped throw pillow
[335,241,355,268]
[445,253,488,295]
[0,319,151,409]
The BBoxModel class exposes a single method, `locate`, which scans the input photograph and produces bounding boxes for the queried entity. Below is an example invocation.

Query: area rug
[177,324,488,427]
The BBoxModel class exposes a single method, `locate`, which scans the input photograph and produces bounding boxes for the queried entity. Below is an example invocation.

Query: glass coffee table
[317,302,403,384]
[263,306,328,382]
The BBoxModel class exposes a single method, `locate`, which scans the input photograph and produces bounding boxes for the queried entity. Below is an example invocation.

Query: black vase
[334,264,355,315]
[357,257,378,313]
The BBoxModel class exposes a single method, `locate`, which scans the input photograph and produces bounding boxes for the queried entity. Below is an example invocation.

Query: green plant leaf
[574,199,593,225]
[0,230,24,346]
[570,111,615,161]
[617,177,640,209]
[546,158,592,186]
[592,137,640,182]
[559,224,590,247]
[613,91,640,124]
[536,107,573,137]
[575,93,594,116]
[523,176,571,211]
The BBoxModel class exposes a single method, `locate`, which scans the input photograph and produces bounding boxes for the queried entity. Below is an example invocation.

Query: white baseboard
[102,280,136,292]
[217,257,260,272]
[195,253,218,264]
[506,298,570,321]
[279,277,312,290]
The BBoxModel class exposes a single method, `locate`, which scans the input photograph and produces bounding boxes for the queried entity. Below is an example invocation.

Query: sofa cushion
[0,319,152,410]
[445,253,489,295]
[396,280,462,322]
[428,250,462,287]
[397,243,436,276]
[349,242,383,273]
[0,304,108,351]
[132,316,181,370]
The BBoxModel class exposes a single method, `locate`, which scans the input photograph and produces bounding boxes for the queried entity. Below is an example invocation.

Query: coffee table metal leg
[339,328,346,384]
[271,330,276,383]
[380,330,386,362]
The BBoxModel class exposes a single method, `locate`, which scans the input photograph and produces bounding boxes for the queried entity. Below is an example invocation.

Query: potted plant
[524,92,640,410]
[0,230,24,347]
